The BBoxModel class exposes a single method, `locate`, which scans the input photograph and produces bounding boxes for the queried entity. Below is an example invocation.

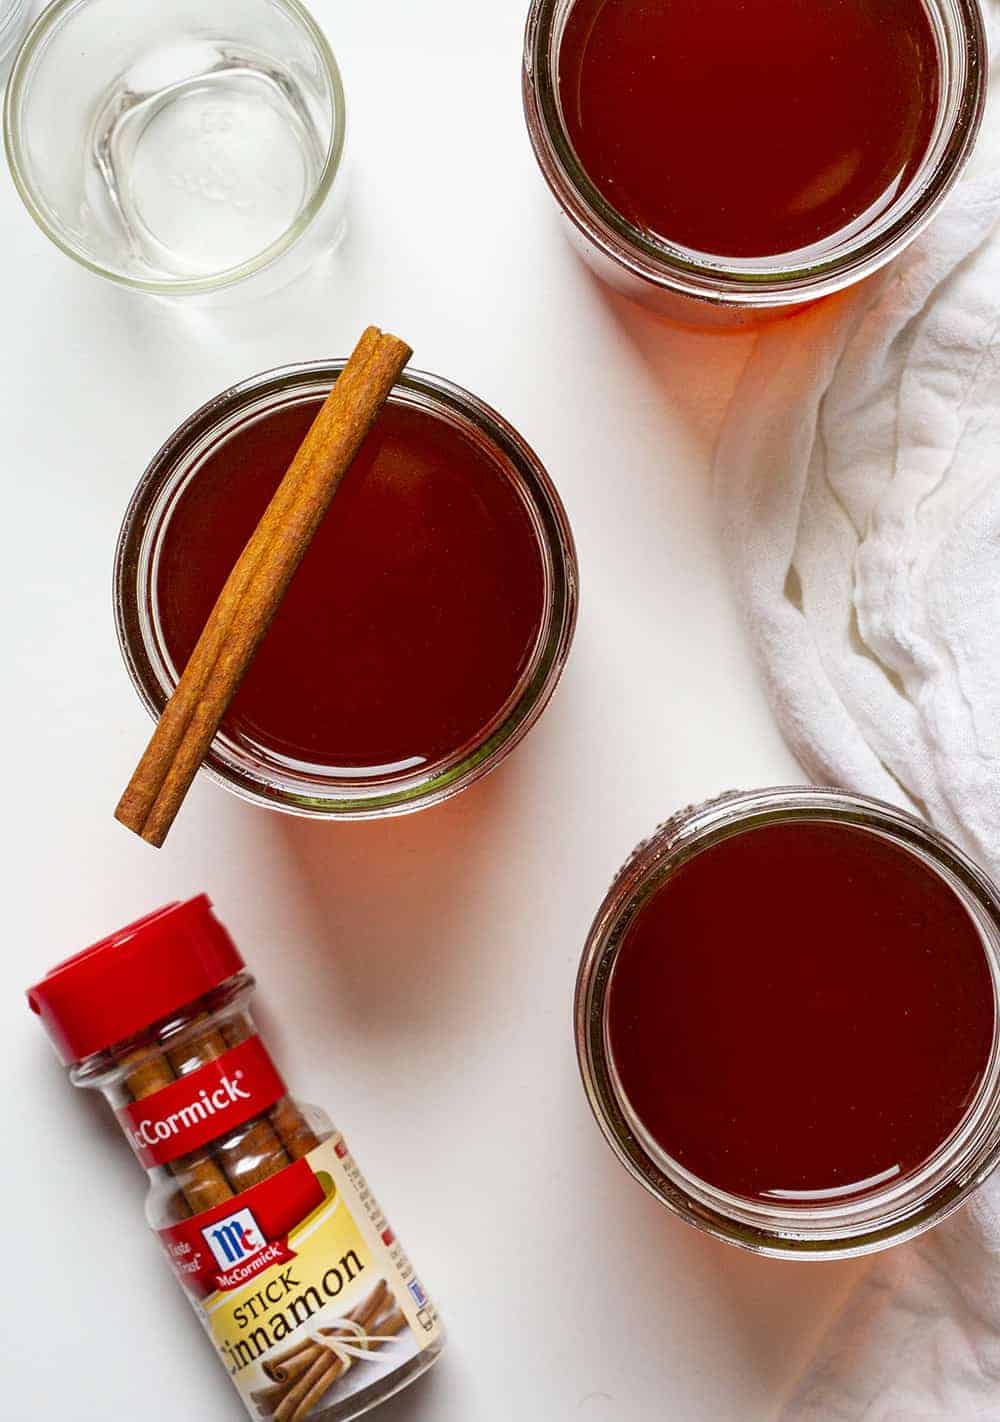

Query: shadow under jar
[576,789,1000,1258]
[523,0,988,325]
[116,362,578,820]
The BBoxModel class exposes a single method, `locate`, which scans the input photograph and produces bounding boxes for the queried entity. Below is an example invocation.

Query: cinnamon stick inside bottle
[166,1016,292,1192]
[222,1016,320,1161]
[121,1045,234,1214]
[123,1007,315,1218]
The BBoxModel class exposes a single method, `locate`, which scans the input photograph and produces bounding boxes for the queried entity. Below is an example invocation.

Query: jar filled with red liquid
[523,0,988,324]
[576,789,1000,1257]
[115,362,577,819]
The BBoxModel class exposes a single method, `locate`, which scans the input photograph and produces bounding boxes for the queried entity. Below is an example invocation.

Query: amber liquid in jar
[558,0,940,259]
[157,399,547,779]
[607,821,996,1203]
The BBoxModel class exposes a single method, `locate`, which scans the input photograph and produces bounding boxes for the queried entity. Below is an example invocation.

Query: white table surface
[2,3,868,1418]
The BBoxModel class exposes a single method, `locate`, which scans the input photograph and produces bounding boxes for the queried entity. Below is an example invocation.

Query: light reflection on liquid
[764,1163,902,1203]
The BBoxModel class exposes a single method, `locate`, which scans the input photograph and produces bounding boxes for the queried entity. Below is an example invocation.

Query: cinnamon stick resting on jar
[115,327,412,847]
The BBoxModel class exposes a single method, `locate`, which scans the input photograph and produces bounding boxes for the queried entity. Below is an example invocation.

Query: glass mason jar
[28,895,445,1421]
[4,0,347,298]
[523,0,988,326]
[115,361,578,820]
[576,788,1000,1259]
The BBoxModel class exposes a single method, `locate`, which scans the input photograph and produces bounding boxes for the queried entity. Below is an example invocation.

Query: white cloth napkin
[715,14,1000,1419]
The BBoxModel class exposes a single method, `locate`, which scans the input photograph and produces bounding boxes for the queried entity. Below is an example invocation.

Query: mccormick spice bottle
[27,895,444,1421]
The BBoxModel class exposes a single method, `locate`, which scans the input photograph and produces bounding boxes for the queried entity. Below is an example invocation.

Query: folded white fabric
[717,177,1000,863]
[715,13,1000,1418]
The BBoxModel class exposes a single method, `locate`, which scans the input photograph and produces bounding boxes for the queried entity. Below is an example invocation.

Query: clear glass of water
[3,0,346,296]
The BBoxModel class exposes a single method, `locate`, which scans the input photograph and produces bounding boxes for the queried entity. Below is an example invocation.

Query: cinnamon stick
[350,1279,389,1333]
[115,326,413,847]
[372,1307,406,1341]
[266,1094,321,1162]
[261,1280,392,1420]
[261,1336,318,1379]
[264,1280,388,1380]
[288,1360,340,1421]
[274,1350,336,1422]
[285,1299,406,1421]
[121,1045,234,1215]
[289,1285,391,1419]
[167,1017,292,1192]
[249,1379,287,1416]
[247,1287,392,1410]
[222,1018,319,1161]
[267,1344,324,1387]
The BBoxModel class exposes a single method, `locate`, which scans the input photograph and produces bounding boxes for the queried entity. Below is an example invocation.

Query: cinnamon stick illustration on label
[252,1280,408,1420]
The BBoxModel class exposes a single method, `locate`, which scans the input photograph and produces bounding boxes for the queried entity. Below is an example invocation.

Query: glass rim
[523,0,989,308]
[114,360,579,821]
[3,0,347,295]
[576,787,1000,1259]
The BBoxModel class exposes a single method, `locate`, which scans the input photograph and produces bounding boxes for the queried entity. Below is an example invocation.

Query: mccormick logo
[158,1157,322,1299]
[116,1036,287,1168]
[203,1207,263,1269]
[125,1072,251,1154]
[202,1206,297,1291]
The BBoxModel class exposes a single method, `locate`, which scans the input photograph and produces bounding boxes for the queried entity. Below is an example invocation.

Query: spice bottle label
[157,1135,442,1420]
[117,1035,287,1167]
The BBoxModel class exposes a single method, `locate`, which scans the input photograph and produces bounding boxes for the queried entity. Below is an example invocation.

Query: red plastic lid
[26,895,245,1064]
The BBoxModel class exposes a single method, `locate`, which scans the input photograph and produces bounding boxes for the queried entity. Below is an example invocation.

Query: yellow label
[188,1136,442,1419]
